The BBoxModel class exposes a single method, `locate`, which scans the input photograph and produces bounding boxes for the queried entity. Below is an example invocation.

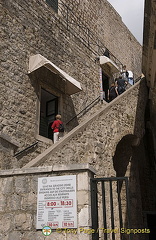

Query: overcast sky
[107,0,145,45]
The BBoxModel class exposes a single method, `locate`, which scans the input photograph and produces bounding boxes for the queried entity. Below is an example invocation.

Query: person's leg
[58,132,64,141]
[128,78,133,85]
[53,132,59,143]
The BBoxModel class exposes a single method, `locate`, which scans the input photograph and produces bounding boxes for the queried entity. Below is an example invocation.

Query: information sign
[36,175,77,229]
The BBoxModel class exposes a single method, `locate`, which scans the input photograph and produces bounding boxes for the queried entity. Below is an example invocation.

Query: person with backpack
[115,75,128,95]
[121,65,129,81]
[51,114,64,143]
[108,82,119,102]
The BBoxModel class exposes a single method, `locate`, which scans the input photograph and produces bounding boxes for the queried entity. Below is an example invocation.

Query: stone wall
[142,0,156,220]
[24,79,148,177]
[0,164,95,240]
[0,0,142,167]
[61,0,142,76]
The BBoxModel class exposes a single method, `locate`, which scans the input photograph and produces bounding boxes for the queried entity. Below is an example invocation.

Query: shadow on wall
[113,134,138,178]
[112,135,147,238]
[112,79,149,238]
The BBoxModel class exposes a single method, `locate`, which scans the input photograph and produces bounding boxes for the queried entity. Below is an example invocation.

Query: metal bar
[125,178,132,240]
[14,141,38,157]
[66,96,100,125]
[134,75,142,83]
[91,177,128,182]
[109,180,115,240]
[101,181,107,240]
[91,177,130,240]
[117,180,123,240]
[91,179,99,240]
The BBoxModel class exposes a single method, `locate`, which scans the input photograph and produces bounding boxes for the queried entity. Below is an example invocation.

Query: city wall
[1,0,142,165]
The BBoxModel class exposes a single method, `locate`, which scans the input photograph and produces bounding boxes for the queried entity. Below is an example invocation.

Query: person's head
[123,65,126,70]
[119,75,122,79]
[56,114,61,120]
[111,83,115,87]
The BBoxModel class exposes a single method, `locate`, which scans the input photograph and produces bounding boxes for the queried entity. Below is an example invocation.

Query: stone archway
[113,134,145,234]
[113,134,139,178]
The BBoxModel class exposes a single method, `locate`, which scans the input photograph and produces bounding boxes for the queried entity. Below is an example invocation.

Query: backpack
[59,123,64,132]
[126,71,129,78]
[109,86,117,97]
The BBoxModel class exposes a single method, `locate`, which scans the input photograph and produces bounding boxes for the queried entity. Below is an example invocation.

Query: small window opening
[46,0,58,13]
[39,88,58,140]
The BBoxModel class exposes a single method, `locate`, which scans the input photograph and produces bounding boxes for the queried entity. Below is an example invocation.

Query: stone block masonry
[24,79,148,178]
[0,0,142,169]
[0,164,96,240]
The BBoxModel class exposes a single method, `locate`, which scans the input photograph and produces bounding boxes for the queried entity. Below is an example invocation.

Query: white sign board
[36,175,77,229]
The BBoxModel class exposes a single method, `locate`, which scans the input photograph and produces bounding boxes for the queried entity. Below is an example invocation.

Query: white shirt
[128,71,133,78]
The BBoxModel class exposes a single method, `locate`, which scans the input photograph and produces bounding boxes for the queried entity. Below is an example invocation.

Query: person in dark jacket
[108,83,119,102]
[115,75,128,95]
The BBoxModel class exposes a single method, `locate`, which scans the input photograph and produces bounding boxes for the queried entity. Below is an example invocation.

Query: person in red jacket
[51,114,64,143]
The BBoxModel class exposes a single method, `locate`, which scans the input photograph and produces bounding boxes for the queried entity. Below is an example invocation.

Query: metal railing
[14,141,38,157]
[134,75,143,83]
[91,177,131,240]
[65,75,143,125]
[66,96,100,125]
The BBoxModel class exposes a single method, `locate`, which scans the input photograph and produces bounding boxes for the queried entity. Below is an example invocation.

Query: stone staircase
[23,78,148,177]
[12,98,106,169]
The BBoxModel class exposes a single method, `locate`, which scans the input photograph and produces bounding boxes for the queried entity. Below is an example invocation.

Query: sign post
[36,175,77,229]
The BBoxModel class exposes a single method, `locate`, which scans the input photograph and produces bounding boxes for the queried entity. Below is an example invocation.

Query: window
[39,88,58,140]
[46,0,58,13]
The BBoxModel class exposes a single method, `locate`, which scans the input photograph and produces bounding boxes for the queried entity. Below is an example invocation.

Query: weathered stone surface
[0,194,6,212]
[0,166,94,240]
[0,213,13,232]
[78,205,91,227]
[14,213,33,230]
[21,192,37,211]
[34,80,148,178]
[0,0,151,239]
[0,0,142,169]
[1,177,14,195]
[77,190,90,205]
[14,176,30,194]
[7,193,21,211]
[8,231,22,240]
[77,172,90,191]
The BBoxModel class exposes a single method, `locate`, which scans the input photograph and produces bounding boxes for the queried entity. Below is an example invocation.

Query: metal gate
[91,177,132,240]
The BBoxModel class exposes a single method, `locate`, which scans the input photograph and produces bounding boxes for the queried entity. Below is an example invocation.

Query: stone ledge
[0,132,20,148]
[53,163,97,174]
[0,163,96,176]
